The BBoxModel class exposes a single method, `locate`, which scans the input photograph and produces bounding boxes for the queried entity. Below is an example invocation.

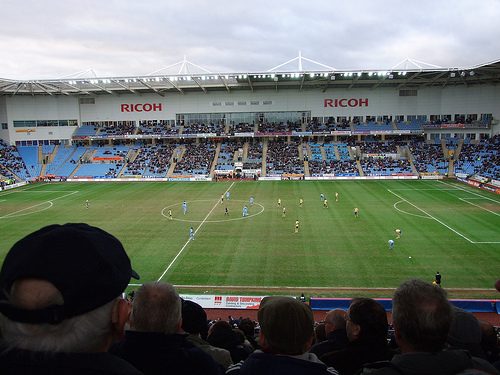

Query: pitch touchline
[157,181,236,282]
[438,180,500,204]
[127,283,495,292]
[0,191,79,219]
[388,189,474,243]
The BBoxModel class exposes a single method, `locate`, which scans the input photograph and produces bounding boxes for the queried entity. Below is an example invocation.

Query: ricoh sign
[324,98,368,108]
[121,103,162,112]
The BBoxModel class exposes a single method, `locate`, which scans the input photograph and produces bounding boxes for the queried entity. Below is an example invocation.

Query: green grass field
[1,179,499,299]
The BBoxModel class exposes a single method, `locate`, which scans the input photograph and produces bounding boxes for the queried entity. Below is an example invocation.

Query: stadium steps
[47,145,59,164]
[303,159,310,177]
[449,160,454,177]
[117,149,138,177]
[348,146,356,160]
[334,145,340,161]
[321,145,327,160]
[38,146,43,164]
[116,164,128,178]
[68,148,96,178]
[242,142,248,160]
[166,146,185,177]
[68,163,82,178]
[51,146,78,177]
[208,142,222,179]
[356,160,364,176]
[261,139,268,177]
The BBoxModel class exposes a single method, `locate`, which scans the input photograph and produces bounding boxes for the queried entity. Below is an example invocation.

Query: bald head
[11,277,64,310]
[324,309,346,334]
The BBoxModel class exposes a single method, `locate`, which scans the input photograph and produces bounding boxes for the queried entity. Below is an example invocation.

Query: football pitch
[1,179,499,299]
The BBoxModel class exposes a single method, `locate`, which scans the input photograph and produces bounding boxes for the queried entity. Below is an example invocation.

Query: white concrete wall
[2,83,499,144]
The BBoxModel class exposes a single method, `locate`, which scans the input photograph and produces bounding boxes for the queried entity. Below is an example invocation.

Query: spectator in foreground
[110,282,222,375]
[479,320,500,367]
[0,223,142,374]
[206,320,253,363]
[321,298,394,375]
[181,299,233,370]
[360,279,499,374]
[238,317,261,351]
[226,296,339,375]
[313,322,327,344]
[447,306,487,359]
[309,308,348,358]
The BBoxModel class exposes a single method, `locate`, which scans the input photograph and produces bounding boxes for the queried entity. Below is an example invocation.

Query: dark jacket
[358,349,500,375]
[321,337,394,375]
[110,331,222,375]
[207,328,252,364]
[309,329,349,358]
[226,350,339,375]
[0,347,143,375]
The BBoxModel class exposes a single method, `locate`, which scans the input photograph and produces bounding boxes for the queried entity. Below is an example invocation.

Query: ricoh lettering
[121,103,162,112]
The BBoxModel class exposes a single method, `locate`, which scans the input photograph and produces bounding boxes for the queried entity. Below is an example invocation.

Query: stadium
[1,55,500,323]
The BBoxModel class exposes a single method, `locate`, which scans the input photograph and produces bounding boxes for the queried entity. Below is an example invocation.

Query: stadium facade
[0,57,499,188]
[1,58,499,146]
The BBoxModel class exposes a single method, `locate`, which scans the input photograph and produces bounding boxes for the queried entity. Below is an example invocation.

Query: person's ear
[112,298,129,341]
[175,317,183,333]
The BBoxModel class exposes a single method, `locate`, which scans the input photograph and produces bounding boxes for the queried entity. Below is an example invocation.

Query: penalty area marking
[393,200,432,219]
[388,189,475,243]
[389,188,500,244]
[0,190,79,219]
[160,200,264,223]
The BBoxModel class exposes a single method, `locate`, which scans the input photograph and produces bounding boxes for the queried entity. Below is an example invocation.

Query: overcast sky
[1,0,499,80]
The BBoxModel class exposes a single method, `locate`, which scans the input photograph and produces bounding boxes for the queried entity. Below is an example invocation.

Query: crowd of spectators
[246,142,263,162]
[360,157,413,176]
[174,141,216,175]
[266,139,303,175]
[232,123,255,134]
[3,136,500,182]
[0,140,27,180]
[456,135,500,179]
[409,140,448,174]
[138,120,178,135]
[358,141,398,155]
[100,122,137,136]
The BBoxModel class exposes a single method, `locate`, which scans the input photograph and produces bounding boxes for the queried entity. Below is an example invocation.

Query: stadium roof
[1,56,499,97]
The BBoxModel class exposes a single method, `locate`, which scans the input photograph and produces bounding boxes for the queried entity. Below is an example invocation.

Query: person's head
[314,323,327,343]
[238,318,255,337]
[257,296,314,355]
[324,308,346,335]
[182,300,209,339]
[391,279,453,353]
[131,281,181,334]
[479,320,498,349]
[345,298,388,342]
[0,223,139,353]
[448,307,485,358]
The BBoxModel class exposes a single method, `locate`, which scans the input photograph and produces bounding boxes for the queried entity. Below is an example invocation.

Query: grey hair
[0,297,120,353]
[391,279,453,352]
[131,282,181,334]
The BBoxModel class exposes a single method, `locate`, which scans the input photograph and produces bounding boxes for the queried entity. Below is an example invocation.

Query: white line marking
[437,180,500,203]
[393,200,432,219]
[157,182,236,281]
[160,200,265,223]
[0,191,79,219]
[388,189,475,243]
[459,198,500,217]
